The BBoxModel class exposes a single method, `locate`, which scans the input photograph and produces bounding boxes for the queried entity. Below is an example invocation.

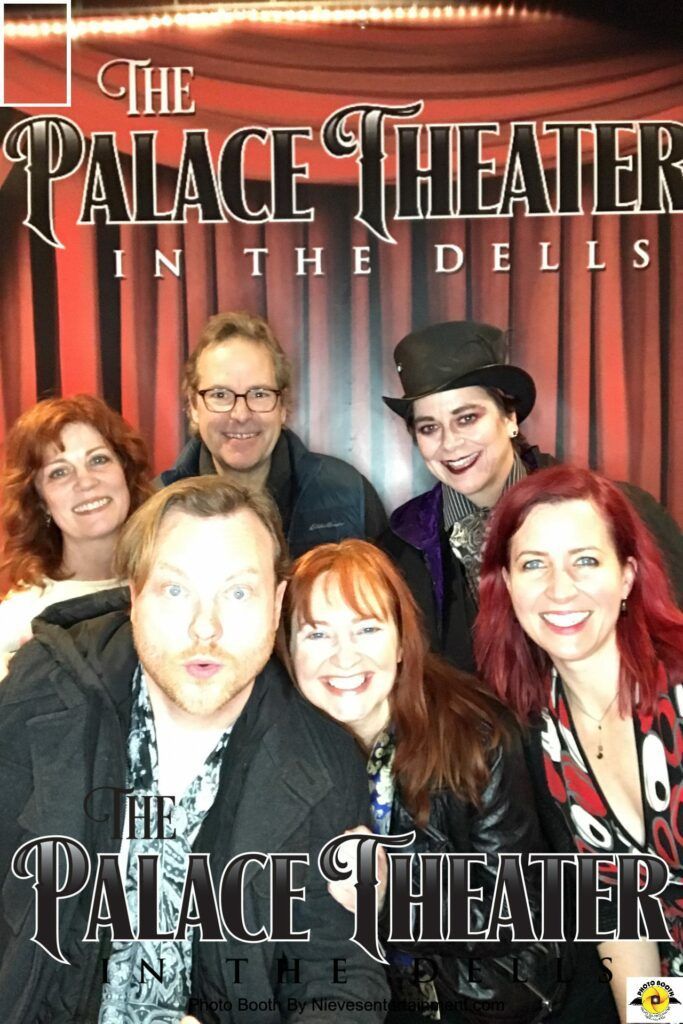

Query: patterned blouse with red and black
[541,664,683,976]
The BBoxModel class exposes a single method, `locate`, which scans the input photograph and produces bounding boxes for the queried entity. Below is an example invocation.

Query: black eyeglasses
[196,386,282,413]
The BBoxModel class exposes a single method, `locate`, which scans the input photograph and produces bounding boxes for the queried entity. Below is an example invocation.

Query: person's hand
[326,826,388,914]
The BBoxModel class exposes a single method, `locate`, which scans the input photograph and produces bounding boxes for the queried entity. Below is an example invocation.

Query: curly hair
[1,395,153,591]
[280,539,506,826]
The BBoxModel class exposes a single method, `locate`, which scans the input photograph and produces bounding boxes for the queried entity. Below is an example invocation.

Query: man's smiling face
[190,337,286,477]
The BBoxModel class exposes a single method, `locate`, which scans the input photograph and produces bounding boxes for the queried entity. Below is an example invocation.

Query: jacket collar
[239,659,336,813]
[387,447,552,608]
[169,428,309,477]
[389,444,551,552]
[389,482,443,552]
[24,590,137,844]
[389,485,445,619]
[170,435,203,477]
[32,587,137,716]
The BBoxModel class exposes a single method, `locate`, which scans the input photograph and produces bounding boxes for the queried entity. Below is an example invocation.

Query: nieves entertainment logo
[628,978,683,1023]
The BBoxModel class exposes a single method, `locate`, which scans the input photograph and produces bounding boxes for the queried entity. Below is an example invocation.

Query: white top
[0,576,120,679]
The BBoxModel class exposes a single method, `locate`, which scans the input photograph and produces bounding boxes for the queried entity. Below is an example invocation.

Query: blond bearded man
[0,478,387,1024]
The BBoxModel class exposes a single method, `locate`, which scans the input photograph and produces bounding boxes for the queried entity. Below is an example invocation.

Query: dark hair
[182,311,292,427]
[1,395,152,590]
[281,539,505,825]
[116,475,290,593]
[475,464,683,721]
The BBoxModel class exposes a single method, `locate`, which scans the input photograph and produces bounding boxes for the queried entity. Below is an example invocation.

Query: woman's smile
[290,573,401,748]
[413,385,517,508]
[322,672,373,692]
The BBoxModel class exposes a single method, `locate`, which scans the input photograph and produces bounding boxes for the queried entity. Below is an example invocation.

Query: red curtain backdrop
[1,14,682,520]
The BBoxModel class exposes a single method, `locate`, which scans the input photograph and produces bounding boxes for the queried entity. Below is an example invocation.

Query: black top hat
[382,320,536,422]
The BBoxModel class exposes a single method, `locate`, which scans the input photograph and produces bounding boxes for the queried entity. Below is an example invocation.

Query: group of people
[0,311,681,1024]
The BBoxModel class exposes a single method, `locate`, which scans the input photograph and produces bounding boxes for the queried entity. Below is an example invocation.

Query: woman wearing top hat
[381,321,682,675]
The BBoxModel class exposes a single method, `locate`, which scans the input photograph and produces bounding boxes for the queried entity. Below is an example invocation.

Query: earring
[45,509,52,527]
[511,428,519,438]
[620,598,627,615]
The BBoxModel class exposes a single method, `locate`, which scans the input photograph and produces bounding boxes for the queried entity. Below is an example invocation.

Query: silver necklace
[566,689,619,760]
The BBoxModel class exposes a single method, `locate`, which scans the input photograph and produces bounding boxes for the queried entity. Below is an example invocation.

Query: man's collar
[442,451,527,529]
[197,431,291,525]
[265,429,289,491]
[265,431,292,529]
[198,440,218,476]
[132,666,233,795]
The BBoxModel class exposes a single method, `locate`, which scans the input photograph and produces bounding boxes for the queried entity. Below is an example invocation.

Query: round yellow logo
[641,985,670,1016]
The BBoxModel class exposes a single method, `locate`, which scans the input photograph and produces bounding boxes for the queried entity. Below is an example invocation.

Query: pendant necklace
[567,689,619,760]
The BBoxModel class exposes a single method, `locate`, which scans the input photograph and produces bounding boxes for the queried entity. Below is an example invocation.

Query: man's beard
[132,623,276,720]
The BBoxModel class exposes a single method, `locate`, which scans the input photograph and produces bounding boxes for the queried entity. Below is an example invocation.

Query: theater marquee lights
[3,2,554,40]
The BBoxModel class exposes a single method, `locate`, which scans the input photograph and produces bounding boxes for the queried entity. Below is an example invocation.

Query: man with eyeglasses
[158,312,387,556]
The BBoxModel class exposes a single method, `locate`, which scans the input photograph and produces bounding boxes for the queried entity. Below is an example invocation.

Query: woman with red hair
[282,538,616,1023]
[0,394,152,676]
[476,465,683,1015]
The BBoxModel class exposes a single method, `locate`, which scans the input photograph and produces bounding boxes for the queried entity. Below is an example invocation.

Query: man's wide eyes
[157,582,255,600]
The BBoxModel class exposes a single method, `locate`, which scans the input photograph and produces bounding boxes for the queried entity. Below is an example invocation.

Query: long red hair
[475,465,683,722]
[1,395,152,591]
[280,539,505,825]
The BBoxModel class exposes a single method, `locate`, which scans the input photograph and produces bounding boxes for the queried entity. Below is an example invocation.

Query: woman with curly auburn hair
[0,394,152,676]
[282,539,617,1024]
[475,465,683,1018]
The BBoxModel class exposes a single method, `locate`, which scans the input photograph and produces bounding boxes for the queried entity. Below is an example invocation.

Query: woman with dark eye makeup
[380,321,682,676]
[0,394,152,676]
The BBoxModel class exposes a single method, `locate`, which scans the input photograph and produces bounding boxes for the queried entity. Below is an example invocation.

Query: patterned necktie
[448,507,491,602]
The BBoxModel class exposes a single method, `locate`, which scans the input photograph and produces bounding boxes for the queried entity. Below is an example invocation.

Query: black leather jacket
[384,729,568,1024]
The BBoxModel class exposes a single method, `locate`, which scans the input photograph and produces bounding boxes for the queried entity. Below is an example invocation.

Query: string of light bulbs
[3,3,557,40]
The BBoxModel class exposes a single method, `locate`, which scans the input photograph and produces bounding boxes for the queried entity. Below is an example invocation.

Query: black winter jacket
[158,428,388,557]
[0,589,389,1024]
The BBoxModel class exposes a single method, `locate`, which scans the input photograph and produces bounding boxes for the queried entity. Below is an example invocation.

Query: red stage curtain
[2,18,681,175]
[0,15,681,524]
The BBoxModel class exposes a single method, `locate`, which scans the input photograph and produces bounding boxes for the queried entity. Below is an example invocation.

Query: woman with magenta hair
[283,538,617,1023]
[0,394,152,676]
[476,465,683,1014]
